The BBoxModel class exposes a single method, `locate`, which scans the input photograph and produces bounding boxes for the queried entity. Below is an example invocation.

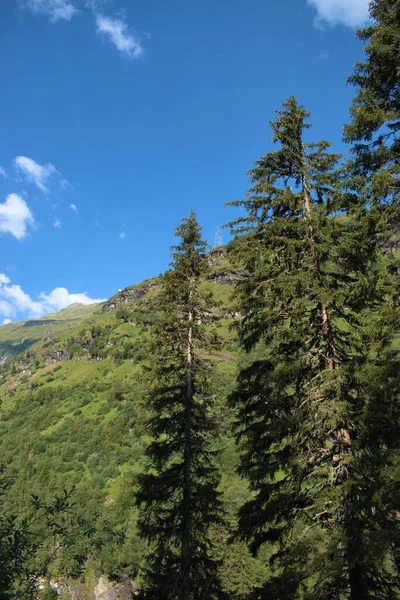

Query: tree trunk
[346,508,369,600]
[181,306,193,600]
[321,303,336,371]
[302,174,336,371]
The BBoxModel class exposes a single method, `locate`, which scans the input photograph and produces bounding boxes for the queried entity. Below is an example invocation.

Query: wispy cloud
[95,14,143,59]
[60,178,70,190]
[20,0,79,22]
[119,223,127,239]
[0,167,7,178]
[307,0,369,28]
[0,194,35,240]
[69,203,78,212]
[313,50,331,62]
[53,217,61,228]
[21,1,146,59]
[1,318,12,326]
[14,156,59,192]
[0,273,106,322]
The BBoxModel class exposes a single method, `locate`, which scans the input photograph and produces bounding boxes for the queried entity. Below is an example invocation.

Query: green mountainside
[0,302,102,362]
[0,246,266,598]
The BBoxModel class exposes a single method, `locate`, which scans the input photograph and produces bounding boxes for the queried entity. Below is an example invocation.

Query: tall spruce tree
[343,3,400,596]
[228,97,399,598]
[135,212,225,600]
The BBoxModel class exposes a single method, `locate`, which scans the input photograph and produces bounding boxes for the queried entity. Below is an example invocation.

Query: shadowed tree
[343,3,400,596]
[227,97,400,599]
[135,212,226,600]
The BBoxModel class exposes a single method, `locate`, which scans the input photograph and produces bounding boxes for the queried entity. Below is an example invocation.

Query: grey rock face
[94,577,117,600]
[102,282,155,312]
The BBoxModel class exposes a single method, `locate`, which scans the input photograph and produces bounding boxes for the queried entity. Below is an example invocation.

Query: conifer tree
[343,0,400,223]
[343,4,400,595]
[228,97,399,598]
[135,212,225,600]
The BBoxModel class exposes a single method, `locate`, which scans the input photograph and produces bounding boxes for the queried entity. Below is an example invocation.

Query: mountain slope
[0,302,103,363]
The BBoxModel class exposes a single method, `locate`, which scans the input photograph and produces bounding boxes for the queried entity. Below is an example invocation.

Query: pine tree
[343,0,400,225]
[135,212,225,600]
[343,3,400,595]
[227,97,399,598]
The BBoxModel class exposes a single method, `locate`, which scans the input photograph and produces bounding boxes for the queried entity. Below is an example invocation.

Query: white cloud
[1,318,11,326]
[95,14,143,59]
[20,0,79,22]
[1,283,42,316]
[54,217,61,228]
[0,167,7,178]
[14,156,58,192]
[307,0,369,27]
[0,194,35,240]
[0,274,105,322]
[0,300,14,318]
[20,2,145,58]
[69,203,78,212]
[39,287,105,312]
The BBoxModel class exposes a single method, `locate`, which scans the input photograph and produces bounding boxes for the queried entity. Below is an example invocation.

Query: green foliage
[115,307,131,322]
[344,0,400,220]
[0,379,149,582]
[0,472,81,600]
[135,212,226,599]
[40,584,58,600]
[227,97,400,598]
[343,6,400,596]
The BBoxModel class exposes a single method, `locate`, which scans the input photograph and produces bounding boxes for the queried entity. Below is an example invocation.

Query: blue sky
[0,0,370,323]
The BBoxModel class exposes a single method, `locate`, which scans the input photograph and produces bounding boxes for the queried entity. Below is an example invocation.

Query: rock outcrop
[206,268,248,285]
[102,281,157,312]
[49,575,136,599]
